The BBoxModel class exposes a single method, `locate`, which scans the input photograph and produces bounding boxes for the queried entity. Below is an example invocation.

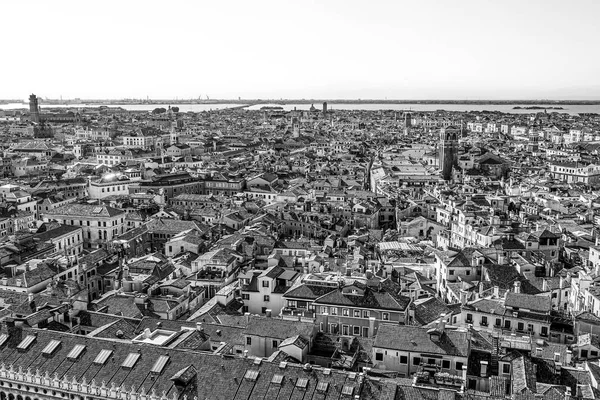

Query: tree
[171,106,179,113]
[152,107,167,114]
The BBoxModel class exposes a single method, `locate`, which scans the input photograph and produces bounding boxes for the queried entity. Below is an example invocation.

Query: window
[242,294,249,300]
[541,327,548,336]
[456,362,464,371]
[495,318,501,327]
[362,310,370,319]
[296,378,308,389]
[331,307,338,315]
[354,310,360,317]
[151,355,170,374]
[67,344,86,360]
[375,353,383,361]
[517,322,524,331]
[592,351,598,357]
[94,349,112,365]
[353,326,360,335]
[413,357,421,366]
[246,337,252,345]
[42,340,61,355]
[17,335,36,350]
[262,281,269,288]
[400,355,408,364]
[466,313,473,323]
[442,360,450,369]
[382,312,389,321]
[579,349,587,358]
[449,269,455,275]
[343,309,349,316]
[504,320,511,329]
[527,324,534,332]
[122,353,140,369]
[272,340,278,348]
[321,306,328,314]
[264,295,270,302]
[481,316,488,326]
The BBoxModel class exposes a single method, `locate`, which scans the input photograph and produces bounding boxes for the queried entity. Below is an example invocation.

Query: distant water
[1,102,598,115]
[0,103,244,112]
[246,103,600,115]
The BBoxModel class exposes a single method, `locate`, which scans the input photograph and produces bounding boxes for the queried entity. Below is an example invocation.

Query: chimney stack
[514,281,521,294]
[438,313,447,331]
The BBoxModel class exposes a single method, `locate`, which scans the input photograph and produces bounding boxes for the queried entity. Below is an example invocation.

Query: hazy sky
[3,0,600,100]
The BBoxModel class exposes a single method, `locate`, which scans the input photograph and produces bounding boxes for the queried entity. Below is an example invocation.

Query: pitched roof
[44,204,125,218]
[374,324,469,357]
[314,285,410,311]
[505,292,552,313]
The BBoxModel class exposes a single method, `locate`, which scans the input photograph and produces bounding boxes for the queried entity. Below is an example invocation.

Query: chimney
[244,312,250,325]
[566,350,572,365]
[459,290,468,305]
[266,309,272,318]
[514,281,521,294]
[438,313,447,331]
[493,286,499,298]
[196,322,204,332]
[536,347,542,357]
[542,279,549,292]
[5,318,23,347]
[144,328,151,339]
[368,317,376,338]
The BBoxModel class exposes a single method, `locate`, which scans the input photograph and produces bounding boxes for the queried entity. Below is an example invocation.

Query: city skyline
[3,0,600,100]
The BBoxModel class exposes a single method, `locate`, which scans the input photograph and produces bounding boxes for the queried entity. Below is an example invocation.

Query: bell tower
[439,126,459,180]
[29,94,40,123]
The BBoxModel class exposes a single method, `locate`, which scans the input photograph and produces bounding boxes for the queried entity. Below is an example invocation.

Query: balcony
[281,307,316,322]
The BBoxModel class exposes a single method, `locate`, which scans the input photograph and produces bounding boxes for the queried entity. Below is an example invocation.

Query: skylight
[341,385,354,396]
[151,355,170,374]
[17,335,36,350]
[271,374,283,385]
[94,349,113,365]
[244,370,259,381]
[296,378,308,389]
[42,340,61,355]
[122,352,141,369]
[67,344,86,360]
[0,334,8,347]
[316,381,329,392]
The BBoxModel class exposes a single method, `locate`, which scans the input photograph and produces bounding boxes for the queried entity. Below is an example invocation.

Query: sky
[2,0,600,100]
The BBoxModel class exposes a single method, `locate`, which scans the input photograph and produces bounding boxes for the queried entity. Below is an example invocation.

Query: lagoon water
[1,102,599,115]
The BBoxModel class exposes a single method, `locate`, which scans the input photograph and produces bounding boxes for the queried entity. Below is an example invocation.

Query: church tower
[439,126,459,180]
[29,93,40,123]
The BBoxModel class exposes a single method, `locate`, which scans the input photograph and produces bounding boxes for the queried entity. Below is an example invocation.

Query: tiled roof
[314,286,410,311]
[0,326,399,399]
[505,292,552,313]
[412,297,454,326]
[373,324,469,357]
[44,204,125,218]
[245,316,315,341]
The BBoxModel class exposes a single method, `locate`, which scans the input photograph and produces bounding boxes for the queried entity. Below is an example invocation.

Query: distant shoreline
[2,99,600,106]
[513,106,565,110]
